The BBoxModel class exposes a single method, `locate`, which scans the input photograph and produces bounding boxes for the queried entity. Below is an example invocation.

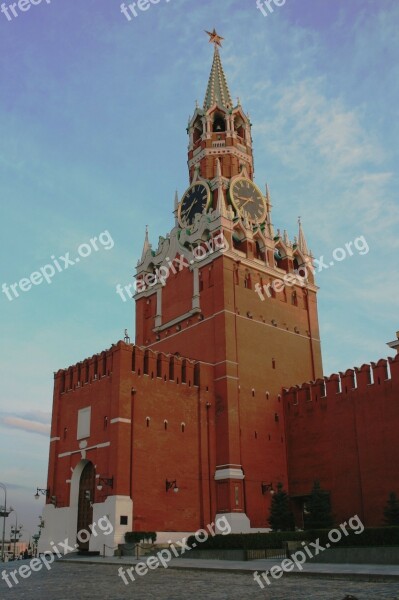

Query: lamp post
[0,483,6,562]
[10,512,23,559]
[0,482,13,562]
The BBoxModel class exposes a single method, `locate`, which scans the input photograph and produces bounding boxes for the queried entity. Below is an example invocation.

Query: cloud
[255,78,383,176]
[0,413,51,437]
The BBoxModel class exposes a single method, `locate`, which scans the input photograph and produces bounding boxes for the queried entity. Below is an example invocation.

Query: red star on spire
[205,29,224,48]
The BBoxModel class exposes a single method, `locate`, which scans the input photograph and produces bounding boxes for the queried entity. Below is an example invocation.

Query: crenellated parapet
[54,340,214,397]
[283,354,399,408]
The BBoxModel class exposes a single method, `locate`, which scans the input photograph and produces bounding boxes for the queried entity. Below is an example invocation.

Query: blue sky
[0,0,398,535]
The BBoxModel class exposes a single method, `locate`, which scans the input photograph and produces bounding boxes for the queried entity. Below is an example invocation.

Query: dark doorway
[77,462,95,551]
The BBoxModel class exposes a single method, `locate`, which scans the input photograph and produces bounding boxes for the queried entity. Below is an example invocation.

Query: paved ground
[1,561,399,600]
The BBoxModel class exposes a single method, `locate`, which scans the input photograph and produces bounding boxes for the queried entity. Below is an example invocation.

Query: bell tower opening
[213,114,226,132]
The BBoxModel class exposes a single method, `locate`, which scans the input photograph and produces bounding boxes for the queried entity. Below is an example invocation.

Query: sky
[0,0,398,537]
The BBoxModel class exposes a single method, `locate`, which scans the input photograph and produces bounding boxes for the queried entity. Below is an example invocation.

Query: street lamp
[0,482,13,562]
[10,512,23,560]
[32,516,44,558]
[34,488,49,500]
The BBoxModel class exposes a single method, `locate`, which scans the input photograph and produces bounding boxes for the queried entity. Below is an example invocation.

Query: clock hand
[236,195,254,204]
[182,199,197,220]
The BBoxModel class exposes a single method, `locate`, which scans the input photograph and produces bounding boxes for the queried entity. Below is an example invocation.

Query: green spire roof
[203,46,233,111]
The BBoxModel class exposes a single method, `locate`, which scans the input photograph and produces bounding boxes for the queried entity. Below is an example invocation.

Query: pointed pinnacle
[298,217,310,255]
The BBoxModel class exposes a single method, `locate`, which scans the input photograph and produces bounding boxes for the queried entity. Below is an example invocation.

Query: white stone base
[38,495,133,558]
[215,512,251,533]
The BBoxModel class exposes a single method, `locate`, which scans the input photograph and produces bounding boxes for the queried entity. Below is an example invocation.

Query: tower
[135,31,323,530]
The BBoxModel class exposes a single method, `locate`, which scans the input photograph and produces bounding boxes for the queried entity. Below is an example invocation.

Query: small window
[244,274,251,289]
[104,416,108,430]
[146,417,150,428]
[181,422,185,433]
[120,516,128,526]
[272,359,276,369]
[164,420,168,431]
[169,357,174,381]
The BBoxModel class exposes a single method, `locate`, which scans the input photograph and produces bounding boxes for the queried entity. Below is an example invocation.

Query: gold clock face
[178,182,211,228]
[230,177,266,223]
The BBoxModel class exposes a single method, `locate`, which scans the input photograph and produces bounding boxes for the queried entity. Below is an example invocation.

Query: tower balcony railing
[212,140,226,148]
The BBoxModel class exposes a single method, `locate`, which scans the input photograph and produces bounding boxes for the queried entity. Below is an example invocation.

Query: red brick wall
[284,355,399,527]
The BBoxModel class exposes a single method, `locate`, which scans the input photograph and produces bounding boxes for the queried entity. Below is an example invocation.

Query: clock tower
[135,31,323,530]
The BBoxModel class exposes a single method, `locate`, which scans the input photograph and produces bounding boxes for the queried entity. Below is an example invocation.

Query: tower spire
[203,30,232,110]
[298,217,309,255]
[141,225,151,261]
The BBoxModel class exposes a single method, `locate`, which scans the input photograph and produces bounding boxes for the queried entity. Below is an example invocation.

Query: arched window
[244,273,252,289]
[193,118,203,143]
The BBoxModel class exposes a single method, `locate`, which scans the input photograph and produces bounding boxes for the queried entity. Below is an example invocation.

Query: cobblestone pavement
[1,562,399,600]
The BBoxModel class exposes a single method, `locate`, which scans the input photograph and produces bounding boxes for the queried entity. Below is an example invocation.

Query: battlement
[54,340,212,395]
[283,353,399,405]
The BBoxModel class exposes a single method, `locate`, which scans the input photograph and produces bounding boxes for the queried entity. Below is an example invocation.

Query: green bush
[124,531,157,544]
[187,527,399,550]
